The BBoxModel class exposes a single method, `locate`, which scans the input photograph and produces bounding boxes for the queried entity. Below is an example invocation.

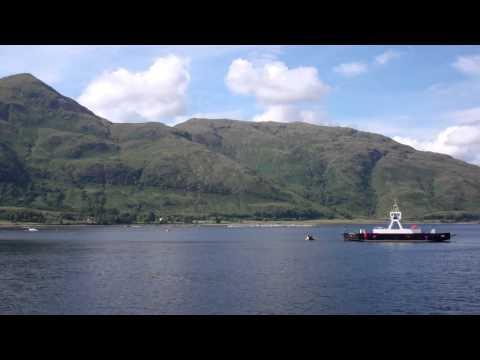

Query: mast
[388,199,403,229]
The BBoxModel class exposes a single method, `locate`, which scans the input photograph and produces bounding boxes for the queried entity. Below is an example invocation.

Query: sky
[1,45,480,165]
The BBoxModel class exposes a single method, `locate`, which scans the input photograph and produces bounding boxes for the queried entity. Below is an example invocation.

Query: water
[1,223,479,314]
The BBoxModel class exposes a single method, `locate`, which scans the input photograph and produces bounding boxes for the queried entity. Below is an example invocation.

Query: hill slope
[177,118,480,218]
[1,73,480,223]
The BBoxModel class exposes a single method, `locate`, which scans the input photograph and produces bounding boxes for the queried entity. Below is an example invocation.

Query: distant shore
[1,218,478,230]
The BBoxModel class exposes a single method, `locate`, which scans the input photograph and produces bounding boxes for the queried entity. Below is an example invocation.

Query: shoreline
[1,218,479,230]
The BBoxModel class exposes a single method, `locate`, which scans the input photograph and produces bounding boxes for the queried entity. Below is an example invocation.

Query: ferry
[343,201,450,242]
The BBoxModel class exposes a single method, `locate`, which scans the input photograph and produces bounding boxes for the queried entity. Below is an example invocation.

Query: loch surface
[1,224,479,314]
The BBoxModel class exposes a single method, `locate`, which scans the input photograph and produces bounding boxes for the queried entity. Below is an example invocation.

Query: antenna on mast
[388,199,403,229]
[392,198,400,212]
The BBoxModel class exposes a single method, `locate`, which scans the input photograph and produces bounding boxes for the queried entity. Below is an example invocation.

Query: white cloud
[392,136,425,149]
[77,55,190,123]
[225,58,329,124]
[333,50,400,79]
[446,106,480,124]
[226,58,329,105]
[252,105,328,124]
[453,54,480,76]
[333,62,368,77]
[394,107,480,165]
[394,127,480,165]
[375,50,400,65]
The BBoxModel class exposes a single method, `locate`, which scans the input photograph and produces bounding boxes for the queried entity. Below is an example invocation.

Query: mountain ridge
[1,73,480,224]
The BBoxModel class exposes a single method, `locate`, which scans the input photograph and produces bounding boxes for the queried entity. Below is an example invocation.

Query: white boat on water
[26,228,39,232]
[343,200,450,242]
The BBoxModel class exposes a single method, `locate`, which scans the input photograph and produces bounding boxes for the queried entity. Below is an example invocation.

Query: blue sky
[1,45,480,164]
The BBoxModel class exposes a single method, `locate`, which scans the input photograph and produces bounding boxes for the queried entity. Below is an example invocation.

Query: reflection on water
[0,224,479,314]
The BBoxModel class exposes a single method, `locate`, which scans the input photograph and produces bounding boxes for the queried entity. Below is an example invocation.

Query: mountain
[176,118,480,218]
[1,73,480,223]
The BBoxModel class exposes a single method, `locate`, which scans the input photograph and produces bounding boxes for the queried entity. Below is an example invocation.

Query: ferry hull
[343,232,450,242]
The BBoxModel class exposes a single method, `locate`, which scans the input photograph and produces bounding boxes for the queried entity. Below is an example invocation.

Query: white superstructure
[372,200,421,234]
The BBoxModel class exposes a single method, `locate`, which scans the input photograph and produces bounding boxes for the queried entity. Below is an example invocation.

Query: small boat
[305,234,315,241]
[26,228,39,232]
[343,200,450,242]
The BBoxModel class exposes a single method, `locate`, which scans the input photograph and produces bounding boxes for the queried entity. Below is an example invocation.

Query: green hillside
[177,118,480,218]
[1,73,480,224]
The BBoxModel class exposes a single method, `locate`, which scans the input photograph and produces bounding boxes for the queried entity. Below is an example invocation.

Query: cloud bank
[78,55,190,123]
[225,58,329,124]
[394,107,480,165]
